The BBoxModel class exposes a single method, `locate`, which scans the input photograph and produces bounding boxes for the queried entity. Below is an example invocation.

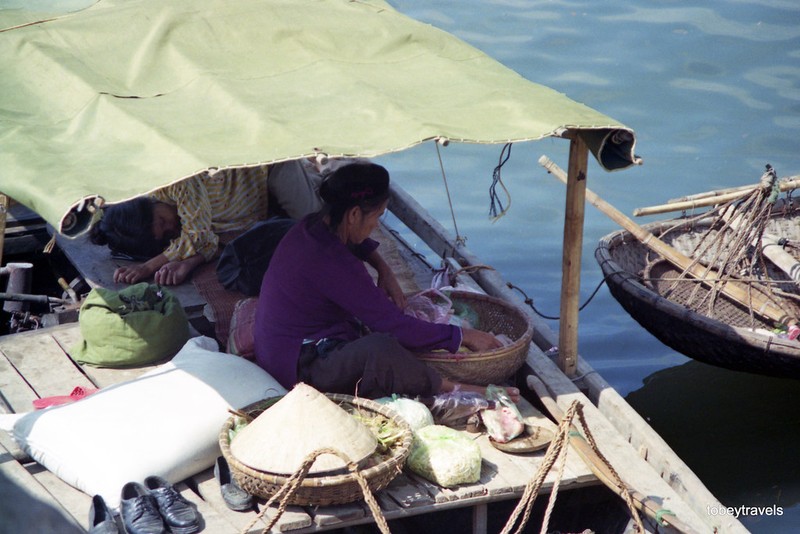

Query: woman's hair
[319,162,390,230]
[89,197,165,260]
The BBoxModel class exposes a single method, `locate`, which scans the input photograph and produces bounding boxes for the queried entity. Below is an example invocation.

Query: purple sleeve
[318,250,462,353]
[352,238,379,261]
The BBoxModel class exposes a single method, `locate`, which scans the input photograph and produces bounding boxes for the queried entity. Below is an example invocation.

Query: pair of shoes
[119,482,165,534]
[214,456,253,511]
[120,477,201,534]
[89,494,119,534]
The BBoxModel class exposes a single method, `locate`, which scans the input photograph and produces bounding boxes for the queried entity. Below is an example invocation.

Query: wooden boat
[0,1,747,532]
[596,195,800,379]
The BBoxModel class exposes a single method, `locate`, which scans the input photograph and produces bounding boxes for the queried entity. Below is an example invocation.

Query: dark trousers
[297,333,442,399]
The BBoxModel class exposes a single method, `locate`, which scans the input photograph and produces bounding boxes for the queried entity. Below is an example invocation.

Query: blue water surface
[381,1,800,532]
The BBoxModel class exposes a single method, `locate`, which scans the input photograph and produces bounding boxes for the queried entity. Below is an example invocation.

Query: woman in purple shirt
[254,162,514,400]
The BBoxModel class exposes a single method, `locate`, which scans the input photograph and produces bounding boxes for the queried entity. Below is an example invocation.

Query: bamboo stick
[526,375,698,534]
[538,155,798,328]
[0,194,7,268]
[667,175,800,203]
[558,137,588,377]
[633,177,800,217]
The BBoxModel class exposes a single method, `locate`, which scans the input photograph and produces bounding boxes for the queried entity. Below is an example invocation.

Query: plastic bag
[375,395,434,431]
[406,425,481,487]
[404,288,453,324]
[480,385,524,443]
[427,389,490,429]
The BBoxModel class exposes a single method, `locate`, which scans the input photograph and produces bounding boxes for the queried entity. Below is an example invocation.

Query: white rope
[434,141,465,247]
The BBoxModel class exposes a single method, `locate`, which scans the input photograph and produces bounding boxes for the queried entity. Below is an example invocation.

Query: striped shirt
[151,165,269,262]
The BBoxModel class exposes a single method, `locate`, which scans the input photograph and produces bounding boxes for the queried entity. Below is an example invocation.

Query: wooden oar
[538,155,798,328]
[633,177,800,217]
[526,375,698,534]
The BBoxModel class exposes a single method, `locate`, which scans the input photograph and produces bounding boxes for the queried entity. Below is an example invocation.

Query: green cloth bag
[72,283,190,367]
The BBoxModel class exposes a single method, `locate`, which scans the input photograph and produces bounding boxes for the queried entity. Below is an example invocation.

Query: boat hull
[596,215,800,379]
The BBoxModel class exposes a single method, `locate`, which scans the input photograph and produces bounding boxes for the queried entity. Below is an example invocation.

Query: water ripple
[670,78,772,109]
[605,7,800,42]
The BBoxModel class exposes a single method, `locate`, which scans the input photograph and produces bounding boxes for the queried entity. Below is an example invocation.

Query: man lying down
[89,159,326,286]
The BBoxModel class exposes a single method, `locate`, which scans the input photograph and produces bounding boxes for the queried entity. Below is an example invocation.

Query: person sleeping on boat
[89,160,325,286]
[254,161,521,401]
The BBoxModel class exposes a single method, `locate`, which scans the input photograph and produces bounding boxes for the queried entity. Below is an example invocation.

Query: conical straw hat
[230,383,377,476]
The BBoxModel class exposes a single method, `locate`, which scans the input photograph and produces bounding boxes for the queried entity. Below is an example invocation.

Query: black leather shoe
[214,456,253,511]
[88,494,120,534]
[144,476,201,534]
[120,482,166,534]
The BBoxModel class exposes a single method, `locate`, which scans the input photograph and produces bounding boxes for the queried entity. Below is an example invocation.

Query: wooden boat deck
[0,323,599,533]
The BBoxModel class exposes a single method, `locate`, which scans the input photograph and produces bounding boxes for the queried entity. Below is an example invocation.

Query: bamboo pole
[527,375,698,534]
[0,194,7,268]
[667,175,800,203]
[539,155,798,328]
[633,177,800,217]
[557,136,588,377]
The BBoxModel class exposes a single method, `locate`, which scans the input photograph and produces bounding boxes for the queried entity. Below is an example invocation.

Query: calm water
[380,1,800,532]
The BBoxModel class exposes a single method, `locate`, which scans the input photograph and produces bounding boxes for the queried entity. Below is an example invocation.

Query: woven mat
[192,224,422,349]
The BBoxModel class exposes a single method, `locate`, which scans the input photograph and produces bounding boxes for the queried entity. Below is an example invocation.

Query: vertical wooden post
[0,194,8,268]
[558,135,588,376]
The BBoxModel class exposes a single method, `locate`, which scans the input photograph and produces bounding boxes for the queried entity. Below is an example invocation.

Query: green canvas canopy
[0,0,638,236]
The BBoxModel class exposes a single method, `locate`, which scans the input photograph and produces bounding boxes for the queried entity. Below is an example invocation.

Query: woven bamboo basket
[219,393,413,506]
[416,290,533,385]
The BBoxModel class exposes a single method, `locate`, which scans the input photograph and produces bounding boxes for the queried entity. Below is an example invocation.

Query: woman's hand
[113,263,156,285]
[153,255,205,286]
[461,327,503,352]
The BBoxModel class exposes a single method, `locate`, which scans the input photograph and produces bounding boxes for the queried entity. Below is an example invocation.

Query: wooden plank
[308,502,366,528]
[194,467,264,532]
[0,441,83,533]
[173,480,239,534]
[0,345,37,414]
[0,329,93,401]
[55,232,207,315]
[256,504,313,533]
[27,462,91,528]
[380,472,436,509]
[192,466,313,533]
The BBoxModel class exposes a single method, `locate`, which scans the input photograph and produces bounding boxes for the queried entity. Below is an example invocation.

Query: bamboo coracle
[538,156,799,330]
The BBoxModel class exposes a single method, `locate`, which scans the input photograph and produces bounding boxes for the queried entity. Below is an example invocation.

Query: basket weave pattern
[219,394,413,506]
[417,291,533,385]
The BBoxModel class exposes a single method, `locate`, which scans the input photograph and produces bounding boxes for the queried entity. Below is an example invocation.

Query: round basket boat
[417,290,533,385]
[219,393,413,506]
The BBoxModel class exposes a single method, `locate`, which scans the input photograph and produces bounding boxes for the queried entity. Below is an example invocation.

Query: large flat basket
[219,394,413,506]
[417,290,533,385]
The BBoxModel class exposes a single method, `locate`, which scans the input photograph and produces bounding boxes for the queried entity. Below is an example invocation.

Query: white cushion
[10,336,285,507]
